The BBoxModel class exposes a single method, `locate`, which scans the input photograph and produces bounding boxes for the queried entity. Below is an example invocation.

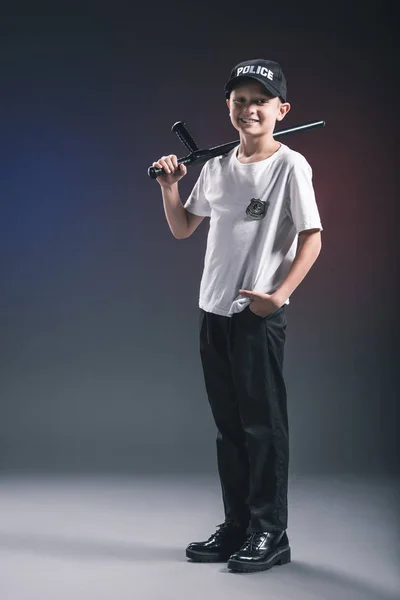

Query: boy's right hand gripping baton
[148,119,325,179]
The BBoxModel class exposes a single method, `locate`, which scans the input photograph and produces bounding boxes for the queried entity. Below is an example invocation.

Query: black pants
[199,304,289,533]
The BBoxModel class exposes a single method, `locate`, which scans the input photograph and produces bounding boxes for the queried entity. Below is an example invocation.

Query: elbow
[172,230,189,240]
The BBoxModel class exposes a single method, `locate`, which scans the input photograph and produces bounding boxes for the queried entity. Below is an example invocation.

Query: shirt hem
[297,221,323,233]
[184,206,211,218]
[199,298,290,317]
[199,303,233,317]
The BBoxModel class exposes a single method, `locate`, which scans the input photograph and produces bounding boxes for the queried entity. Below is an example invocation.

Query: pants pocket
[247,305,285,320]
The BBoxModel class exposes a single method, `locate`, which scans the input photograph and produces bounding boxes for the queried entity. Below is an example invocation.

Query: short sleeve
[288,157,323,233]
[184,163,211,217]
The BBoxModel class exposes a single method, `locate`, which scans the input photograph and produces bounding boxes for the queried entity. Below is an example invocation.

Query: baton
[148,120,325,179]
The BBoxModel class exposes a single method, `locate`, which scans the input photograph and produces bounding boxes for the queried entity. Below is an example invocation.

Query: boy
[152,58,322,573]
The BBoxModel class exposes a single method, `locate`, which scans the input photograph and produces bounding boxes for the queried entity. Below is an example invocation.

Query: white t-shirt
[184,143,323,317]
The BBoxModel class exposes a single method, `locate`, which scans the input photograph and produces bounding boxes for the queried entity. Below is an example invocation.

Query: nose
[242,102,256,114]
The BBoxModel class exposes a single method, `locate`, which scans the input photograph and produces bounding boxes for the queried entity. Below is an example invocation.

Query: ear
[276,102,291,122]
[226,98,231,110]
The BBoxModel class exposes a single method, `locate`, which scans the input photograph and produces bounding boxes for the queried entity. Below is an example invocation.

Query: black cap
[224,59,287,101]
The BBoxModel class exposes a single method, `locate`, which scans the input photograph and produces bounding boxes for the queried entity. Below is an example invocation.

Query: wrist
[161,182,178,191]
[271,290,287,306]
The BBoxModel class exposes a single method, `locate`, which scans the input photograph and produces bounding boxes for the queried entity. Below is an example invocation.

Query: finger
[165,155,178,173]
[153,160,168,171]
[240,290,264,299]
[159,157,173,174]
[239,289,254,296]
[168,156,181,173]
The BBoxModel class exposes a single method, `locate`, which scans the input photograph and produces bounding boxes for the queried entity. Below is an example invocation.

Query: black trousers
[199,304,289,533]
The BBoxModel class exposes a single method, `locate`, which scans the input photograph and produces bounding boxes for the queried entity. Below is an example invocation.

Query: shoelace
[242,532,264,551]
[211,520,238,541]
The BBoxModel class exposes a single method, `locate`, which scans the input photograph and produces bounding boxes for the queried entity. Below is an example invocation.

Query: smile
[240,118,259,123]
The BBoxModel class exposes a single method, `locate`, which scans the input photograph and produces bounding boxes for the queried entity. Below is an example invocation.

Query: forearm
[274,231,322,302]
[161,184,189,239]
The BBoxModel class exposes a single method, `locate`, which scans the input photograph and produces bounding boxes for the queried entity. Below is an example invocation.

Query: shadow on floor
[1,532,398,600]
[221,559,399,600]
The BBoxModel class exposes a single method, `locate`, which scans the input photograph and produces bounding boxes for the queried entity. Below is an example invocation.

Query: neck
[237,134,281,163]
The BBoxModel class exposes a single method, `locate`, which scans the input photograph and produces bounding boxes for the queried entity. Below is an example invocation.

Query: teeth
[241,119,258,123]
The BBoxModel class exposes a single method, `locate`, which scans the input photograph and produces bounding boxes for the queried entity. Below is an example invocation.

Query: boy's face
[226,80,290,136]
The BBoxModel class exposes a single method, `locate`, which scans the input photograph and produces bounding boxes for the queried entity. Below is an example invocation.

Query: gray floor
[0,474,399,600]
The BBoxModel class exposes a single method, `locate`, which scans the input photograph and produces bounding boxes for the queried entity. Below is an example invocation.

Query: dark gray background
[0,2,398,476]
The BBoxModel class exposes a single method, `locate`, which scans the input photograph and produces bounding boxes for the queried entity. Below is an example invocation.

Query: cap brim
[225,75,285,101]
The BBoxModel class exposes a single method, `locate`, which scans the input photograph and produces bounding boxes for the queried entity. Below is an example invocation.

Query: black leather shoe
[227,530,291,572]
[186,521,247,562]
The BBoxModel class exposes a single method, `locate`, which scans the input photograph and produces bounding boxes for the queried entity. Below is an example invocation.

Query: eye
[255,99,268,105]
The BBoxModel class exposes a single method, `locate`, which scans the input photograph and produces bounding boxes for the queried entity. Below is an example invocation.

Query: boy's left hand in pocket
[239,289,284,318]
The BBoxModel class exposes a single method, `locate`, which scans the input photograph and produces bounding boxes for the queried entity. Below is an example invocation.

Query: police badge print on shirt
[245,198,269,220]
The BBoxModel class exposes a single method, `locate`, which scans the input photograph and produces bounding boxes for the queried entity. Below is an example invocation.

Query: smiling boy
[152,58,323,573]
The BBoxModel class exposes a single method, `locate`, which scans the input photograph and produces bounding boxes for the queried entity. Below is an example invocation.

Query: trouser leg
[230,306,289,533]
[199,310,250,527]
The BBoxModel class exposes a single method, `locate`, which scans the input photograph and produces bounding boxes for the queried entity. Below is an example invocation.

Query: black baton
[148,120,325,179]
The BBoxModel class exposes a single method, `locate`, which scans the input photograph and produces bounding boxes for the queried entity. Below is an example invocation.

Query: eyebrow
[233,95,271,101]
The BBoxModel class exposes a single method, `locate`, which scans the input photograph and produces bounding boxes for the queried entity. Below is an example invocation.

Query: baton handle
[148,149,217,180]
[171,121,199,152]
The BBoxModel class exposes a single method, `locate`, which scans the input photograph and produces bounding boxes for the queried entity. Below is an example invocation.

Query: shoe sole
[186,548,234,563]
[227,546,291,573]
